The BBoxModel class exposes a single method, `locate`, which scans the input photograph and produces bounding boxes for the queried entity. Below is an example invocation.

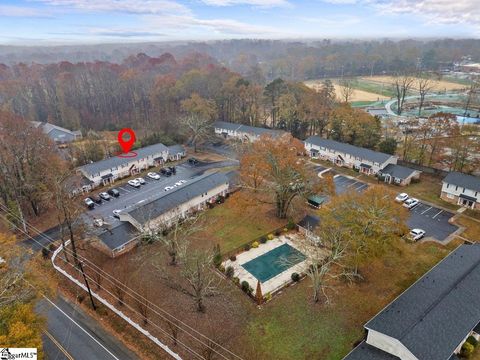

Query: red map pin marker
[118,128,136,154]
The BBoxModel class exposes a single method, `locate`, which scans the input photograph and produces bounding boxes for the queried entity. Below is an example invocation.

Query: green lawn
[243,239,461,359]
[197,195,286,254]
[351,79,398,98]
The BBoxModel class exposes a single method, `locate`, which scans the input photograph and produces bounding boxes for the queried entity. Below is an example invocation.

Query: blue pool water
[242,244,306,283]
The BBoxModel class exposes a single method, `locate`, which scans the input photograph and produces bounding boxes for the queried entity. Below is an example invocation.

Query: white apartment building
[441,171,480,209]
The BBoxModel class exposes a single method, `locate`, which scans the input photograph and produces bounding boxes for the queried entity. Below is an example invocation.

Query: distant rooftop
[443,171,480,192]
[97,222,140,251]
[214,121,285,138]
[305,136,395,164]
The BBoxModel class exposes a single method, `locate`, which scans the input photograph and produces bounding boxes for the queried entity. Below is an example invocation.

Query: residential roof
[443,171,480,192]
[127,172,228,225]
[308,194,327,206]
[31,121,80,137]
[214,121,285,138]
[305,136,395,164]
[380,164,419,180]
[79,142,169,177]
[365,244,480,360]
[298,214,320,231]
[97,222,140,251]
[167,144,185,155]
[343,341,399,360]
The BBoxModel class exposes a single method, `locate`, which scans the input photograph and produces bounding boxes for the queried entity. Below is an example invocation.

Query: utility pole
[69,233,96,311]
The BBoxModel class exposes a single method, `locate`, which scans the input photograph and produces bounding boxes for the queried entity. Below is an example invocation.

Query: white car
[84,198,95,208]
[147,172,160,180]
[403,198,419,209]
[93,218,104,227]
[409,228,426,241]
[395,193,409,203]
[135,177,145,185]
[128,179,141,188]
[99,192,111,201]
[164,186,174,191]
[113,210,122,218]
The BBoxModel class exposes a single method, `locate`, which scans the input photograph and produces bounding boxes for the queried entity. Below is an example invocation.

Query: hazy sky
[0,0,479,44]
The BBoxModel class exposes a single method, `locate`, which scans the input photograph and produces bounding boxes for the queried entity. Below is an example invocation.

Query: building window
[447,183,449,188]
[456,186,458,191]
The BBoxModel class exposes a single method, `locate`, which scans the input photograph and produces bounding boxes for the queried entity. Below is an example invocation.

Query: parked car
[84,198,95,209]
[113,210,122,218]
[403,198,419,209]
[168,166,176,174]
[135,177,145,185]
[188,158,198,165]
[107,188,120,197]
[409,228,426,241]
[160,168,172,176]
[93,218,104,227]
[90,195,102,204]
[128,179,141,188]
[99,192,111,201]
[395,193,409,203]
[164,186,174,191]
[147,172,160,180]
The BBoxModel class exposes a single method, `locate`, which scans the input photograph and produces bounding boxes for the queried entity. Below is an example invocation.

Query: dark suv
[90,194,103,204]
[160,168,172,176]
[168,166,176,175]
[107,188,120,197]
[188,158,198,165]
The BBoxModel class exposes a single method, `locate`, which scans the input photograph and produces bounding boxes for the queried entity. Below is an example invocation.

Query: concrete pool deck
[223,234,308,296]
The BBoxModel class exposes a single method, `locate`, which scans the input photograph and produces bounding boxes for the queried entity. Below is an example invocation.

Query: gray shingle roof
[167,144,185,155]
[443,172,480,192]
[127,172,228,225]
[79,142,169,177]
[98,222,139,251]
[343,341,399,360]
[380,164,419,180]
[305,136,395,164]
[298,214,320,231]
[214,121,285,138]
[365,244,480,360]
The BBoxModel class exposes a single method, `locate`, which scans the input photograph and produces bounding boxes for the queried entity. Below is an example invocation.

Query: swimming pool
[241,244,306,283]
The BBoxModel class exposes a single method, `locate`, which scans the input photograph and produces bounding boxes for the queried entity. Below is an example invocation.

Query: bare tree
[417,76,436,116]
[463,77,479,116]
[179,249,218,312]
[338,79,356,103]
[393,74,415,115]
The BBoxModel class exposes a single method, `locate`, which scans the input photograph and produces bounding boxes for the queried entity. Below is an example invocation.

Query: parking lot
[84,159,237,227]
[333,174,369,194]
[333,175,458,242]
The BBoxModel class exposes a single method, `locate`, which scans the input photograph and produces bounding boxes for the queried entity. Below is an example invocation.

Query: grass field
[361,76,469,92]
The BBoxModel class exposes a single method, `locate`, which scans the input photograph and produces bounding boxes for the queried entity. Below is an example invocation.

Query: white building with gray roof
[31,121,82,143]
[344,243,480,360]
[77,142,182,187]
[214,121,286,142]
[441,171,480,209]
[305,136,398,176]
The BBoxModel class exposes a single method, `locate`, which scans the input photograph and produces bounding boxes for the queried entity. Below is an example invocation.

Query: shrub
[287,218,296,230]
[213,244,222,267]
[241,281,251,294]
[41,247,50,259]
[467,336,479,347]
[461,342,475,358]
[218,265,225,273]
[251,241,259,248]
[274,229,281,236]
[267,234,274,240]
[291,272,300,282]
[233,277,240,285]
[225,266,234,278]
[229,255,237,261]
[244,244,251,251]
[259,236,267,244]
[283,228,288,233]
[264,292,272,301]
[77,294,85,304]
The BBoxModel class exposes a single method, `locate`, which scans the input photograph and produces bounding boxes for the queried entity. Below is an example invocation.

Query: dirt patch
[304,80,388,102]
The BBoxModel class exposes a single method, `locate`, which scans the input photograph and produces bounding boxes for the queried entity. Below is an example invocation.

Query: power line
[0,204,242,360]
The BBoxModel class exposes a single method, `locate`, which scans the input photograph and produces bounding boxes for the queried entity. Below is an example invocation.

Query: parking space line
[421,206,432,214]
[356,184,368,191]
[119,187,131,193]
[432,210,443,219]
[347,180,358,187]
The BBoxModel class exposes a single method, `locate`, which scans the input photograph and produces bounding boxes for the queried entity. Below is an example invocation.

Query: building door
[461,198,474,208]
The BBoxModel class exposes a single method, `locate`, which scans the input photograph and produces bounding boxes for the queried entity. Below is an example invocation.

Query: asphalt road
[85,159,238,227]
[333,174,458,241]
[22,224,62,251]
[38,296,139,360]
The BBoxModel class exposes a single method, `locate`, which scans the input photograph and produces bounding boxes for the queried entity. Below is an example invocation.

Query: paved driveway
[333,175,458,242]
[407,203,458,242]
